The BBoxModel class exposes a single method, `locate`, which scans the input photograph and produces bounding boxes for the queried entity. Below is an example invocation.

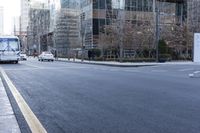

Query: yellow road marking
[0,68,47,133]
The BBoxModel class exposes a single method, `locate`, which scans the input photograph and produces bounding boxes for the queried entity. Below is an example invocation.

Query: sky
[0,0,20,34]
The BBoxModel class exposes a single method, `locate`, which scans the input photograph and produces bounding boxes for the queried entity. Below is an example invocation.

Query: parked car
[20,53,27,60]
[38,51,54,61]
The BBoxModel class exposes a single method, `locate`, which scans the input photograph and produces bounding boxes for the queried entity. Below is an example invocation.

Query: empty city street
[0,58,200,133]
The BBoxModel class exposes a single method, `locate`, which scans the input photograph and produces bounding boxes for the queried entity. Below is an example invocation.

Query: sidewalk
[57,58,195,67]
[0,77,21,133]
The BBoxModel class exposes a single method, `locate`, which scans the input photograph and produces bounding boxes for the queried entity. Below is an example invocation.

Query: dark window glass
[99,19,105,33]
[125,0,153,12]
[93,19,99,35]
[93,0,98,9]
[106,0,112,9]
[99,0,106,9]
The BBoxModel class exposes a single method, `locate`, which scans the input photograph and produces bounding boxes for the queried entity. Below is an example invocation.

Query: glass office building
[187,0,200,33]
[50,0,80,57]
[81,0,187,51]
[80,0,187,59]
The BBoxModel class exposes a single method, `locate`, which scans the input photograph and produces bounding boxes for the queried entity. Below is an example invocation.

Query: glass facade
[60,0,79,9]
[88,0,155,49]
[187,0,200,32]
[52,0,80,57]
[80,0,188,60]
[125,0,153,12]
[80,0,93,49]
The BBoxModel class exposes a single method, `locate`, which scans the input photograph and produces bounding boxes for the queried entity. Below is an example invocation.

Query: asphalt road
[1,58,200,133]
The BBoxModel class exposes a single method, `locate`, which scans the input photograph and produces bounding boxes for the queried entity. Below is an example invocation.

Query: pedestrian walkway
[0,77,21,133]
[57,58,195,67]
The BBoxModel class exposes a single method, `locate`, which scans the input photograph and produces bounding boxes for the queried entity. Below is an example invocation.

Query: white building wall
[12,17,20,35]
[20,0,30,34]
[194,33,200,63]
[30,0,49,9]
[49,0,61,32]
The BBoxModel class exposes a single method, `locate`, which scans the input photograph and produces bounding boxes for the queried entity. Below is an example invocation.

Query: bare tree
[160,23,193,59]
[98,20,155,60]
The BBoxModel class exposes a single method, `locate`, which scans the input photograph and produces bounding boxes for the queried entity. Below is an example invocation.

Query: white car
[20,53,27,60]
[38,51,54,61]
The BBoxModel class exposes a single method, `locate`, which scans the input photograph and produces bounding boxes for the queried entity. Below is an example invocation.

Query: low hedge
[158,54,172,62]
[91,57,156,62]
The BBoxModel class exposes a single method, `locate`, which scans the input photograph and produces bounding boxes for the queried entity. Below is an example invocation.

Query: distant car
[20,53,27,60]
[38,51,54,61]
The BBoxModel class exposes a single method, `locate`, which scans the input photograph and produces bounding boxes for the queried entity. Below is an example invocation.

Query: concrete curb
[56,59,157,67]
[56,59,196,67]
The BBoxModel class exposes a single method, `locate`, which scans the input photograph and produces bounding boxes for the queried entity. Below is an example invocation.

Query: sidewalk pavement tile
[0,115,21,133]
[0,78,21,133]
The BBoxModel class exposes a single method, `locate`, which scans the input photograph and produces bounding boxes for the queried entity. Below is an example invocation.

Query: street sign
[194,33,200,63]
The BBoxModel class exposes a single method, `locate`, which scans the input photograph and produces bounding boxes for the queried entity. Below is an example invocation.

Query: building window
[125,0,153,12]
[93,19,99,35]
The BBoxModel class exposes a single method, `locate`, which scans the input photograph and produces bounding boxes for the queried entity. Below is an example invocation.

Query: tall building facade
[12,17,20,36]
[24,0,192,59]
[30,0,49,9]
[0,7,4,35]
[80,0,188,59]
[26,0,80,56]
[20,0,31,52]
[21,0,49,34]
[60,0,80,9]
[27,0,50,55]
[53,0,80,57]
[49,0,61,32]
[54,8,80,57]
[80,0,156,49]
[187,0,200,33]
[27,9,50,54]
[20,0,31,34]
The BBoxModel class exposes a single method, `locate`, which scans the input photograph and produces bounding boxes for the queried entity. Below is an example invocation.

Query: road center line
[0,68,47,133]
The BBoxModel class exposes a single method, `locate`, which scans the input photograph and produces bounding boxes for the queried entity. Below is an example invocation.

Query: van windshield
[0,38,19,51]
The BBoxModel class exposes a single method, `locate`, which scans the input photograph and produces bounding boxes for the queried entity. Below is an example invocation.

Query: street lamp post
[38,33,41,54]
[81,32,84,62]
[155,0,160,62]
[80,13,85,62]
[27,26,29,55]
